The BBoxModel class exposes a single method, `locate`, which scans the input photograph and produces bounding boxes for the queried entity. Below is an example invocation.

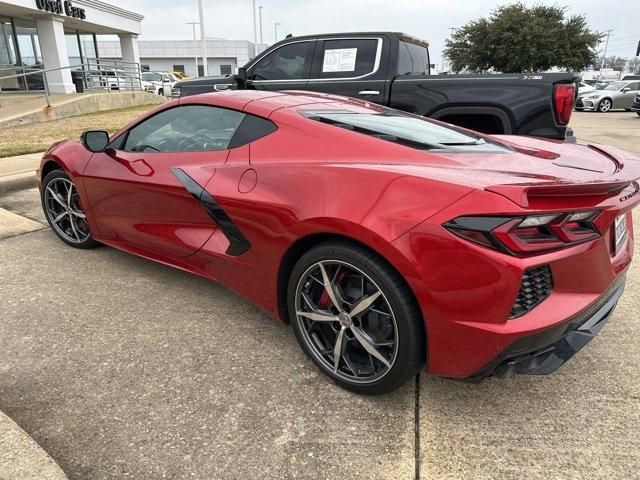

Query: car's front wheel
[288,241,425,395]
[598,98,612,112]
[41,169,97,249]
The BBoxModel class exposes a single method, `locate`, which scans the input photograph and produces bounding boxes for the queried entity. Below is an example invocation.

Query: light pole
[258,5,264,52]
[186,21,199,77]
[197,0,208,76]
[600,29,613,76]
[252,0,258,58]
[274,22,281,43]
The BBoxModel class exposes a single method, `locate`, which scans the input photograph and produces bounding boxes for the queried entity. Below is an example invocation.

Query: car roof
[179,90,373,117]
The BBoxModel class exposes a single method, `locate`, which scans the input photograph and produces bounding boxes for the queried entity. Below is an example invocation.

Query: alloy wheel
[43,177,91,243]
[294,260,398,384]
[599,99,612,112]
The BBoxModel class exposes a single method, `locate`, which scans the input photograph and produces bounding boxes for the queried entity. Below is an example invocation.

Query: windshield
[603,81,626,91]
[142,72,162,82]
[305,110,511,152]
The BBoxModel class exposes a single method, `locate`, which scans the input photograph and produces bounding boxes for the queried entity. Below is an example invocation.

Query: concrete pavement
[0,223,416,479]
[0,411,68,480]
[0,152,40,196]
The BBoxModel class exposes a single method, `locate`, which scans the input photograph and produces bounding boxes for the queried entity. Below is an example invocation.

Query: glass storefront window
[13,18,40,67]
[0,17,17,67]
[0,17,23,91]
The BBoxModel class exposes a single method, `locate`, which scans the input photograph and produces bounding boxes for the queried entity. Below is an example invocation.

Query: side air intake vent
[510,266,553,318]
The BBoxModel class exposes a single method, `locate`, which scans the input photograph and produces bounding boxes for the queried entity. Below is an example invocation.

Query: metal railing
[0,58,147,107]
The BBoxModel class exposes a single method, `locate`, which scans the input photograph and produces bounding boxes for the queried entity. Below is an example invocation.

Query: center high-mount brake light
[443,211,600,255]
[553,83,576,125]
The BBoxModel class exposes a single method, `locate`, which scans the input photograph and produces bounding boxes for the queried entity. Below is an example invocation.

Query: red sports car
[38,90,640,394]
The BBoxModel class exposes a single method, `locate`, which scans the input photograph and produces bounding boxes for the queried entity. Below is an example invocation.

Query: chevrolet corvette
[38,90,640,394]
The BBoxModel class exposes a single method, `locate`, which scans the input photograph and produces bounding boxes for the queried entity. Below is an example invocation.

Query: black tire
[40,169,98,249]
[288,240,425,395]
[636,112,640,117]
[597,98,612,112]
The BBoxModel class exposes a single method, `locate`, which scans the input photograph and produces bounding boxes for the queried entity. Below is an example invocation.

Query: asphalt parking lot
[0,111,639,479]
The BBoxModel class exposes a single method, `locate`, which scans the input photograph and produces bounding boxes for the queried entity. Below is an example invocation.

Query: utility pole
[197,0,208,76]
[274,22,281,43]
[258,5,264,52]
[252,0,258,58]
[600,29,613,76]
[186,22,199,76]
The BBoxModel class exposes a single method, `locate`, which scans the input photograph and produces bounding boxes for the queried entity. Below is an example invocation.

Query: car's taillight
[443,211,600,255]
[553,83,576,125]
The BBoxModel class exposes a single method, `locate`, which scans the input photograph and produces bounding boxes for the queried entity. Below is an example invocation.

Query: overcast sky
[124,0,639,65]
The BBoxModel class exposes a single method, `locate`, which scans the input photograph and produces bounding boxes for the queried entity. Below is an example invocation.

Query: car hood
[581,90,620,98]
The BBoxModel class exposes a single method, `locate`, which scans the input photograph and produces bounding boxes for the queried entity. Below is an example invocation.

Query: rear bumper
[466,277,625,381]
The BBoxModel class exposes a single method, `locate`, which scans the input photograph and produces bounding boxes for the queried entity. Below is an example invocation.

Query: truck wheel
[597,99,612,112]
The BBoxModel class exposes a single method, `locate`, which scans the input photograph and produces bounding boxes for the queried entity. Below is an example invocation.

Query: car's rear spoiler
[486,181,636,208]
[486,143,640,208]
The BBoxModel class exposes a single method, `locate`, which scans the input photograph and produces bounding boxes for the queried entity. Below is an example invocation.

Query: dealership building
[0,0,263,94]
[1,0,144,93]
[92,38,265,78]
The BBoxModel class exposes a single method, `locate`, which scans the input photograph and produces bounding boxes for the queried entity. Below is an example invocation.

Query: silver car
[576,80,640,112]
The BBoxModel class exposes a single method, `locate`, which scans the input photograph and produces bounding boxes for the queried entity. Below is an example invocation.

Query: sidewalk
[0,152,41,196]
[0,411,67,480]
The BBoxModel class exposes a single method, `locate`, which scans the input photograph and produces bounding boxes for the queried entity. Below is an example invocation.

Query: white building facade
[0,0,142,93]
[94,39,264,78]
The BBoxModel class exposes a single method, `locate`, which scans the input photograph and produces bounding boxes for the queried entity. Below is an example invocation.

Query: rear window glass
[304,109,511,152]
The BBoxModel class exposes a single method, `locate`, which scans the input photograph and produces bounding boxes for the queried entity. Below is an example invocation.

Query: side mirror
[622,87,631,92]
[236,67,247,81]
[81,130,109,153]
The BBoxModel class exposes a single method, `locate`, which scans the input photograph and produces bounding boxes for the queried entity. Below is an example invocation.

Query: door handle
[358,90,380,96]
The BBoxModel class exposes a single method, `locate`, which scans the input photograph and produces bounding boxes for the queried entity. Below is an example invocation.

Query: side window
[314,38,379,79]
[249,42,311,80]
[228,114,278,149]
[397,42,413,75]
[123,105,245,153]
[404,42,429,75]
[398,41,429,75]
[627,82,640,91]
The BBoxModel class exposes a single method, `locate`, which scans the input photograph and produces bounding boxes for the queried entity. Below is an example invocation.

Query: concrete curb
[0,411,68,480]
[0,171,37,196]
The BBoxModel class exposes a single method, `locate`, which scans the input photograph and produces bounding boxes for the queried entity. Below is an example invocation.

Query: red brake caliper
[317,271,347,309]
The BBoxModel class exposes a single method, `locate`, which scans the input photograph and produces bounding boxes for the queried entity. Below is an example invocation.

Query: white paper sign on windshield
[322,48,358,73]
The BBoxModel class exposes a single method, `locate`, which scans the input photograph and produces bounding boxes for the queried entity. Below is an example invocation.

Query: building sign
[35,0,87,20]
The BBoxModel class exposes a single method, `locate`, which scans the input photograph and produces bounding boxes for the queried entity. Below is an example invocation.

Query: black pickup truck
[172,32,579,139]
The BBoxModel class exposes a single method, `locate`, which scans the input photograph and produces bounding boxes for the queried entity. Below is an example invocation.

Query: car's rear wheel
[288,241,425,395]
[41,169,97,249]
[636,111,640,117]
[598,98,612,112]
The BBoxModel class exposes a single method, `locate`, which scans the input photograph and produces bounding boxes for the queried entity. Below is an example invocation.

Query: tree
[601,56,627,71]
[627,58,640,74]
[444,3,603,73]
